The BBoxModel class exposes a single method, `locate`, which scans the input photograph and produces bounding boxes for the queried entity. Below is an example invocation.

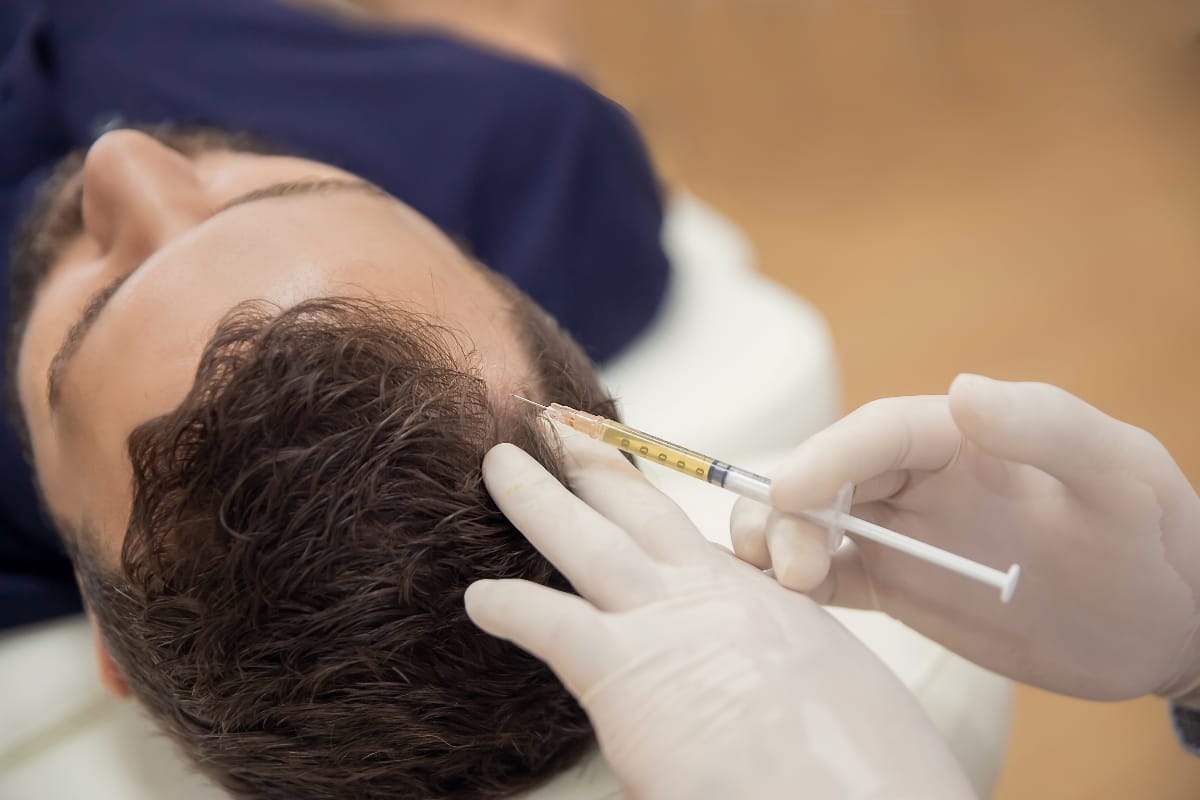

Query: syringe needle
[512,395,549,411]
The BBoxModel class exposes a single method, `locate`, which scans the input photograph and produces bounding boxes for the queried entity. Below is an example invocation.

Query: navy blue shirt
[0,0,669,628]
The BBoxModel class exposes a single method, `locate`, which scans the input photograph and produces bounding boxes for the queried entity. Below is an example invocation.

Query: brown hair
[75,285,617,799]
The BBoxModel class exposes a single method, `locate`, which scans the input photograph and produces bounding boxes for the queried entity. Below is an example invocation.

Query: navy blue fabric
[1172,704,1200,756]
[0,0,669,629]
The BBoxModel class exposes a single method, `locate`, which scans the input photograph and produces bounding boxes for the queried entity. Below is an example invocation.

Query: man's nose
[80,129,210,260]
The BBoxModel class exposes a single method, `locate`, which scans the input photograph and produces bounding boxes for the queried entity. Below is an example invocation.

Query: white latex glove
[466,434,975,800]
[732,374,1200,704]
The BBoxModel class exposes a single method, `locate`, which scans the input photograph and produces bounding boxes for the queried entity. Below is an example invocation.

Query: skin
[14,130,533,689]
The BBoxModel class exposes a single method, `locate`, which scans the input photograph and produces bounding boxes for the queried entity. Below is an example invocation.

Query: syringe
[516,396,1020,603]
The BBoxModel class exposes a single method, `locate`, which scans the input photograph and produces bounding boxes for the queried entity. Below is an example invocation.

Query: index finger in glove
[769,396,962,513]
[483,443,662,611]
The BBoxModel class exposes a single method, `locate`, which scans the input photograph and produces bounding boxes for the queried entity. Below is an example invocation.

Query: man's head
[8,128,615,798]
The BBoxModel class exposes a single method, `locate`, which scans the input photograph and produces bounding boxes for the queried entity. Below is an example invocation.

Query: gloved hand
[731,374,1200,704]
[466,434,974,800]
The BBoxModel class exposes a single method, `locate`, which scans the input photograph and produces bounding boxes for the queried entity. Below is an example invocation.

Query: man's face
[15,129,529,563]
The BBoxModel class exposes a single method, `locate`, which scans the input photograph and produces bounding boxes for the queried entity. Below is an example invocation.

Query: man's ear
[89,614,130,698]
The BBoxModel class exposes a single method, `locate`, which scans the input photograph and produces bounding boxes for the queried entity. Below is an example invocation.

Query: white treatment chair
[0,194,1012,799]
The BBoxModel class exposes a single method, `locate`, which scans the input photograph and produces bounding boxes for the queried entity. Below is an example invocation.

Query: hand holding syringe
[516,397,1020,603]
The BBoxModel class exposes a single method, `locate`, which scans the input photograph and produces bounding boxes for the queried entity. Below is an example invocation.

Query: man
[8,125,627,798]
[1,0,669,628]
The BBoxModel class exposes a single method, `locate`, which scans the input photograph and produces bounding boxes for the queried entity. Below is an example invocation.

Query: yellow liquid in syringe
[545,402,748,490]
[598,426,713,480]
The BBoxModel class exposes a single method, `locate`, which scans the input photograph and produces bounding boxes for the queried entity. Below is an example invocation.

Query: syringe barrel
[597,420,716,481]
[589,416,774,500]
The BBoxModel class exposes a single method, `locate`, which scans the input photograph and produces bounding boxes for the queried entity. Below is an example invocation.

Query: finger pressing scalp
[555,426,713,565]
[464,578,610,695]
[482,443,663,611]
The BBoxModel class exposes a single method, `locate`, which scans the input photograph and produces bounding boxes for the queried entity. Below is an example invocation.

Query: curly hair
[74,286,617,799]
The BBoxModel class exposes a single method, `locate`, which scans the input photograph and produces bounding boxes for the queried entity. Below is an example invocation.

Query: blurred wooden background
[572,1,1200,797]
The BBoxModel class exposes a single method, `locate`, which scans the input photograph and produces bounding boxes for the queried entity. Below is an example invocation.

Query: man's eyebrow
[47,273,132,408]
[45,178,386,411]
[214,178,386,213]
